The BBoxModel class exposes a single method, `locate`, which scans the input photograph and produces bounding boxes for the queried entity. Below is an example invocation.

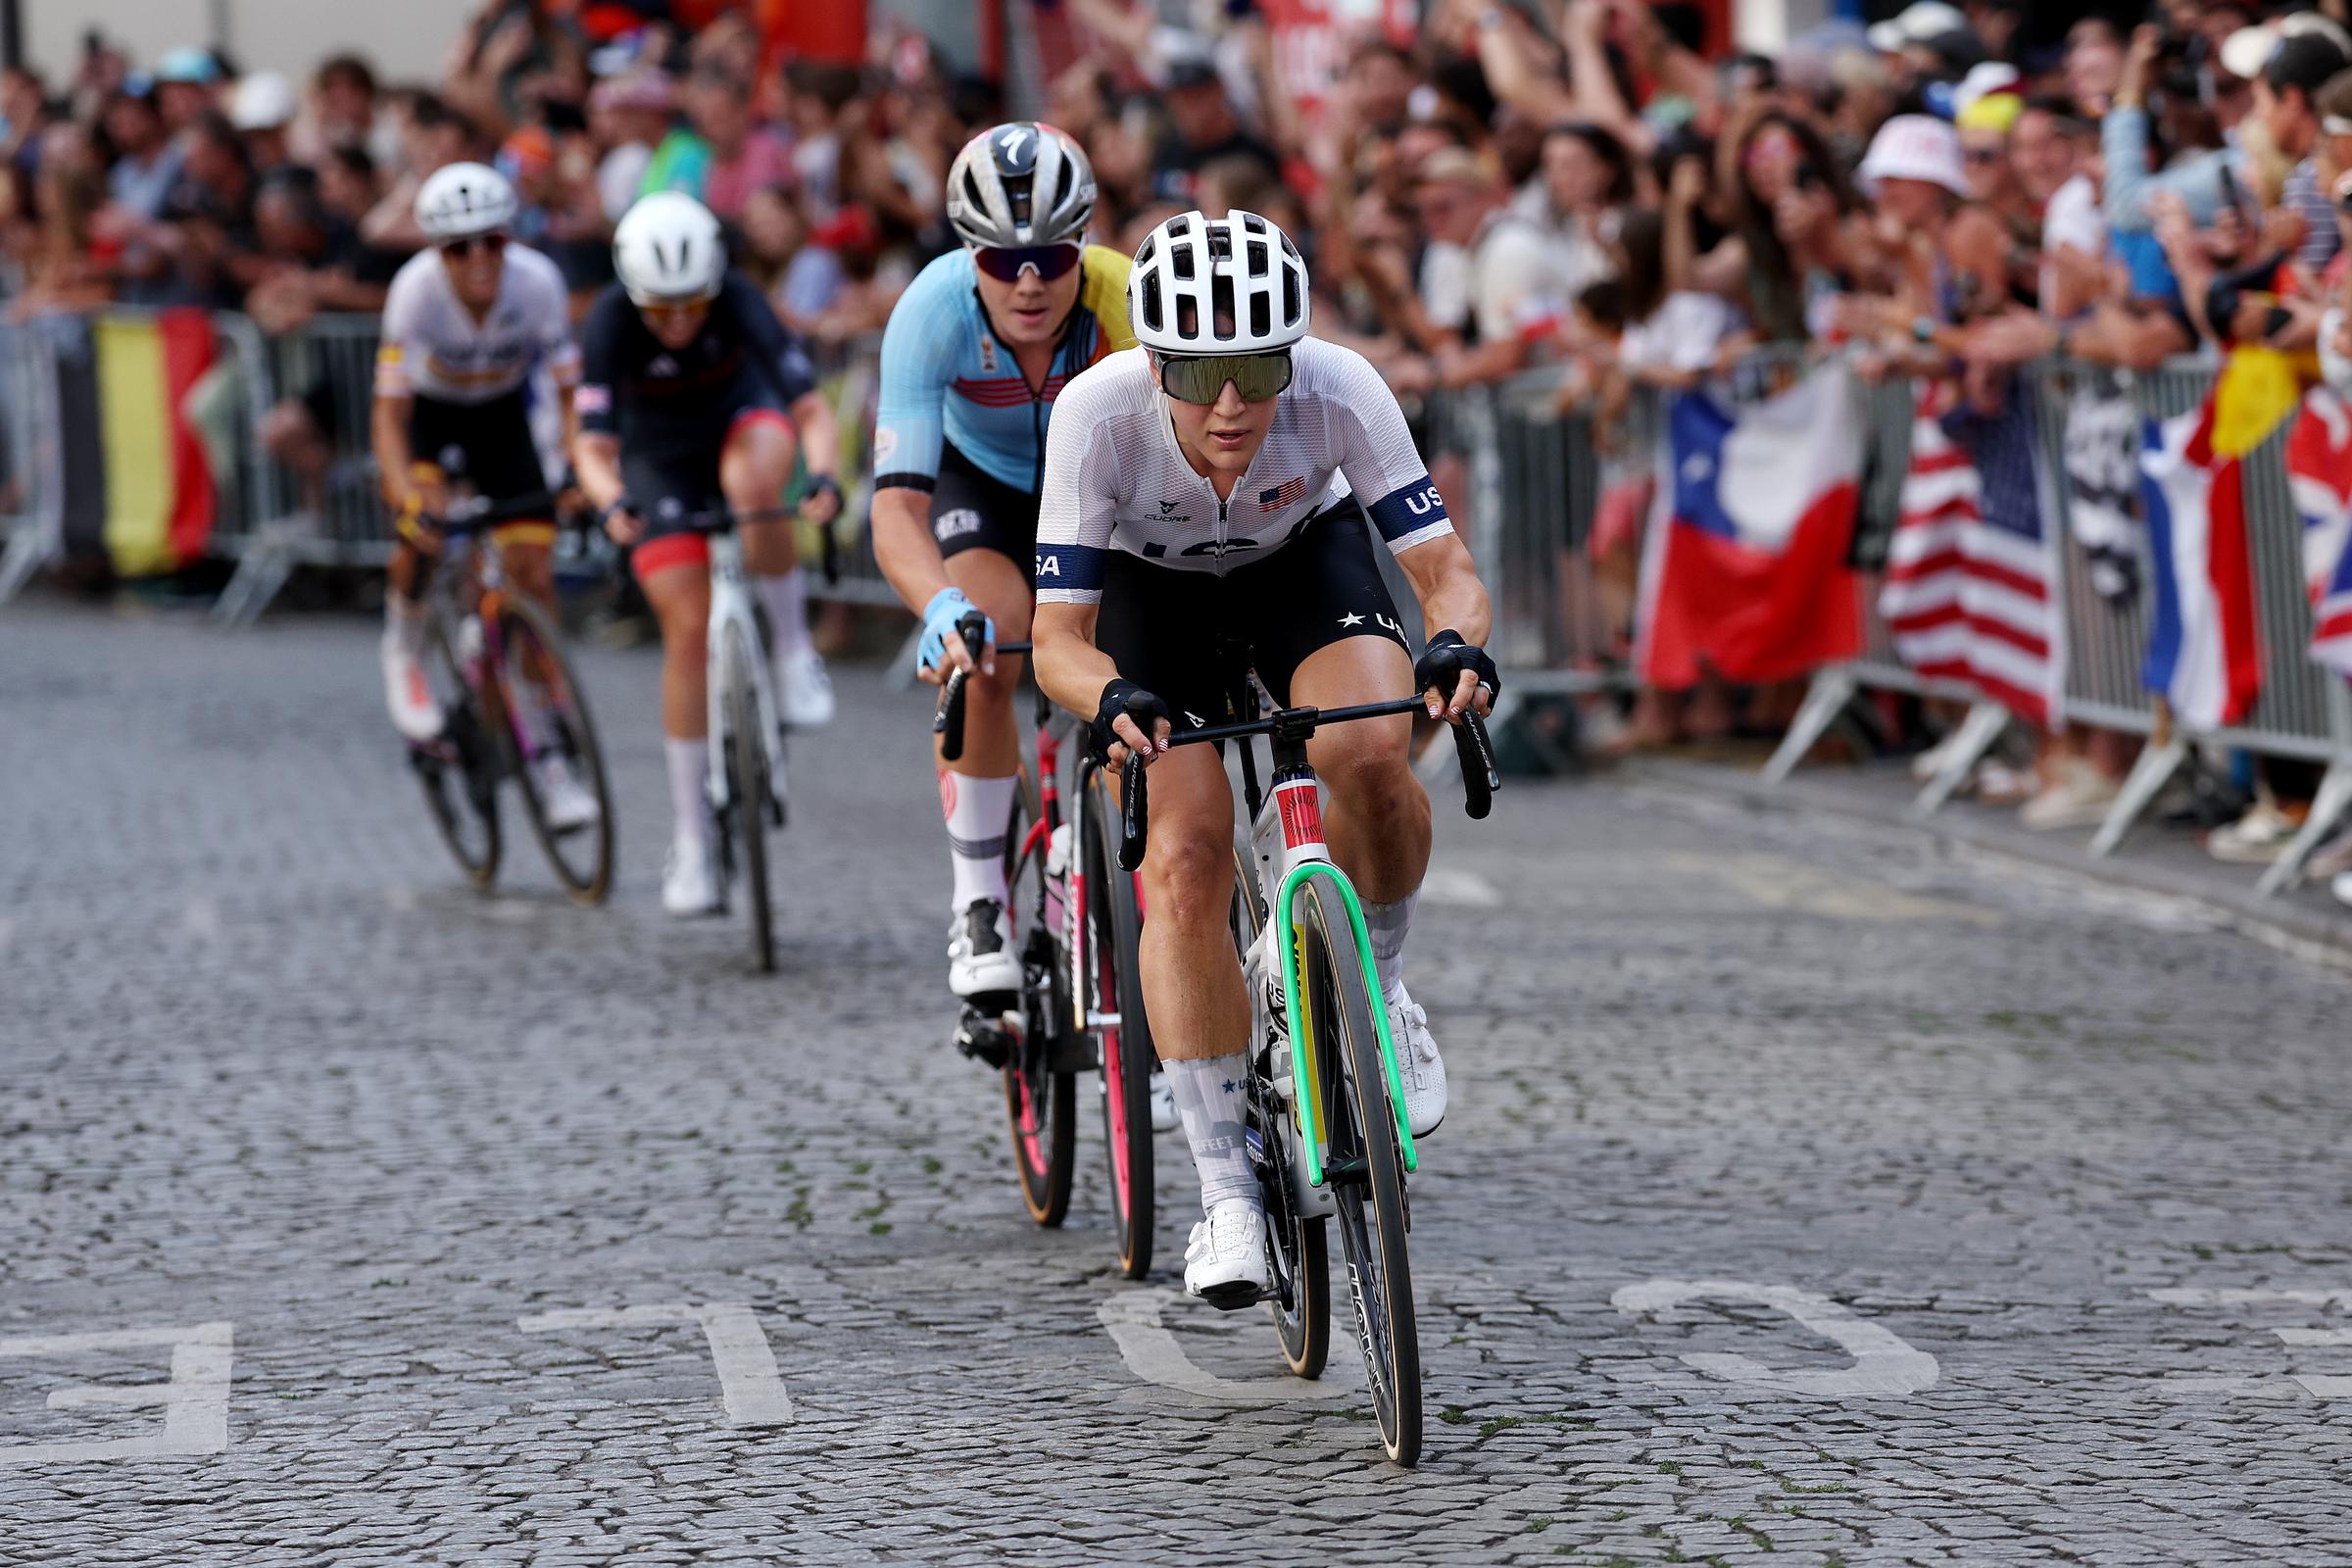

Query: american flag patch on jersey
[575,384,611,416]
[1258,476,1307,512]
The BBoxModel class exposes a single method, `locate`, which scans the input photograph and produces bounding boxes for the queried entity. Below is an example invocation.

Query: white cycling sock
[941,770,1017,912]
[383,593,427,653]
[756,569,811,659]
[1365,890,1417,997]
[1164,1054,1257,1215]
[665,737,713,847]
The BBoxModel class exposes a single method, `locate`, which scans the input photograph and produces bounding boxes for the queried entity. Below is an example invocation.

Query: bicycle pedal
[1195,1280,1266,1312]
[953,1007,1012,1068]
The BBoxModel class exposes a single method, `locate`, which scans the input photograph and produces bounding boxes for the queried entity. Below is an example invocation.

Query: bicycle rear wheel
[1297,877,1420,1467]
[414,613,501,889]
[721,624,775,973]
[1002,776,1075,1224]
[1085,773,1155,1279]
[1234,845,1329,1381]
[494,596,614,905]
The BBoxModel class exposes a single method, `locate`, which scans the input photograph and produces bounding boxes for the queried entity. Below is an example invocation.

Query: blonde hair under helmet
[1858,114,1970,198]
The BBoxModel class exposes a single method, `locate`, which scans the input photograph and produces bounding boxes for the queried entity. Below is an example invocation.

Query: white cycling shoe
[533,757,601,834]
[1386,981,1447,1138]
[1150,1071,1178,1134]
[949,898,1021,997]
[381,626,443,743]
[662,836,723,916]
[1184,1199,1270,1309]
[775,647,836,729]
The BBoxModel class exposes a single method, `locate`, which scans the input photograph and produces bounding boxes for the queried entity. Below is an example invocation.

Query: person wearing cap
[229,72,298,178]
[1151,33,1281,191]
[152,47,223,139]
[1845,114,2008,352]
[589,70,672,223]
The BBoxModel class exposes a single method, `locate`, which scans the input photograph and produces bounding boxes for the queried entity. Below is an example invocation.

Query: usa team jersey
[1032,337,1453,605]
[872,245,1134,495]
[375,242,579,405]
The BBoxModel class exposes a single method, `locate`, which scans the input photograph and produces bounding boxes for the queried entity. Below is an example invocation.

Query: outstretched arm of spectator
[1561,0,1648,154]
[1238,19,1304,167]
[1465,2,1578,124]
[2101,27,2165,230]
[442,11,532,143]
[1066,0,1155,70]
[362,172,429,252]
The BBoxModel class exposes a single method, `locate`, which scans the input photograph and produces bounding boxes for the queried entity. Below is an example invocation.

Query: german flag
[63,311,220,576]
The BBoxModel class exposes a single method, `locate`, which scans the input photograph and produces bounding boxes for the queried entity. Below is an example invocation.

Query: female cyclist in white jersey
[1031,211,1498,1303]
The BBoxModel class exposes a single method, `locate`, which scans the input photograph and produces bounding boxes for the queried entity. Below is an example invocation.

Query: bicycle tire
[416,612,501,889]
[1086,773,1155,1280]
[494,596,615,906]
[1232,844,1329,1381]
[722,624,775,973]
[1001,779,1075,1225]
[1298,877,1420,1467]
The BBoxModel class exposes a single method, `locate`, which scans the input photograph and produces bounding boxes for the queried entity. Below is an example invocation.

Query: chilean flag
[2291,387,2352,679]
[2140,399,2264,730]
[1634,368,1864,689]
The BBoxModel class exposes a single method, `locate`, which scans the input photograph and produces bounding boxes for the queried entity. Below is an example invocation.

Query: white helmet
[1127,210,1309,355]
[947,122,1097,250]
[613,190,727,304]
[415,162,517,241]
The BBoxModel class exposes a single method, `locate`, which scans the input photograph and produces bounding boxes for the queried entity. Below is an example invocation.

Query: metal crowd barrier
[0,318,60,605]
[1456,344,2352,898]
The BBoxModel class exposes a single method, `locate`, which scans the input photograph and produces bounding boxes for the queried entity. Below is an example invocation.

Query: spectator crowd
[8,0,2352,891]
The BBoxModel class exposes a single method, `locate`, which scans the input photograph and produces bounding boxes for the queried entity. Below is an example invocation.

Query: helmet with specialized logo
[1126,210,1309,355]
[415,162,518,241]
[946,122,1097,250]
[613,190,727,304]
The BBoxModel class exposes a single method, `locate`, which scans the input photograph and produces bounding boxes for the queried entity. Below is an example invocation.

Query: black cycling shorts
[621,366,798,579]
[1094,504,1410,729]
[408,388,547,505]
[930,441,1039,584]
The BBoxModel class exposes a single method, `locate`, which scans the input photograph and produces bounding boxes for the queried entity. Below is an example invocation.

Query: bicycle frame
[703,530,786,815]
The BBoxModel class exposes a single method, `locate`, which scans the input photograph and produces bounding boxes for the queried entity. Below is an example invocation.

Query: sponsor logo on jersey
[934,508,983,541]
[977,334,1000,375]
[1158,500,1181,514]
[874,426,899,465]
[647,354,680,377]
[1180,536,1256,559]
[575,384,611,415]
[1257,476,1307,512]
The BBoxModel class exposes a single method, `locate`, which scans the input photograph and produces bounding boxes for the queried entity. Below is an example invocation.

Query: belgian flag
[56,310,220,576]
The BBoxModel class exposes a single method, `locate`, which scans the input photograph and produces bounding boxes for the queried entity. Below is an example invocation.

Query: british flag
[1258,476,1308,512]
[1880,377,2064,726]
[2292,387,2352,679]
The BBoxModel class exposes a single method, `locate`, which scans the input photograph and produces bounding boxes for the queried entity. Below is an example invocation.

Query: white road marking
[1612,1279,1938,1397]
[519,1303,791,1426]
[0,1322,232,1465]
[2149,1288,2352,1306]
[1097,1289,1362,1404]
[2147,1289,2352,1398]
[1418,867,1500,908]
[1665,852,2001,926]
[2273,1328,2352,1346]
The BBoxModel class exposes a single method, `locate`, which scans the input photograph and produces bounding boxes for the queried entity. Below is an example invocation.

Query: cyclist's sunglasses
[634,295,712,326]
[1154,350,1294,406]
[972,243,1083,282]
[439,233,507,260]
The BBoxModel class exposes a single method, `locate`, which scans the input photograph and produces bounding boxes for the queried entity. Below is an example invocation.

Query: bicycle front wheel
[721,624,774,973]
[1297,877,1420,1467]
[415,613,501,889]
[494,596,614,905]
[1085,773,1155,1279]
[1236,843,1328,1382]
[1002,775,1074,1225]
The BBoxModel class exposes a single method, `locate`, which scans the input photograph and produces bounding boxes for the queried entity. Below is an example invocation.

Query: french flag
[2140,398,2264,730]
[1880,378,2063,726]
[2290,387,2352,679]
[1634,368,1864,689]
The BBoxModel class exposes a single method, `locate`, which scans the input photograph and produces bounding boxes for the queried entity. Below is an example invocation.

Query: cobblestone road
[5,601,2352,1566]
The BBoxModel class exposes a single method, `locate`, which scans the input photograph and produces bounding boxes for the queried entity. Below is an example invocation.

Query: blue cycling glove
[919,587,994,673]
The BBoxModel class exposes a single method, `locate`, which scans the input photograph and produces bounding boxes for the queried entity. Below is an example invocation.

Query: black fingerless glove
[1414,629,1501,706]
[1091,677,1171,763]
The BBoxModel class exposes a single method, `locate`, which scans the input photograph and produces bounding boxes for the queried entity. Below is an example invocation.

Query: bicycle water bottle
[1045,821,1072,944]
[1250,796,1295,1103]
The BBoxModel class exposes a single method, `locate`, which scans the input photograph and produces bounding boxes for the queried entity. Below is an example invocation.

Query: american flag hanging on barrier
[1879,377,2064,726]
[2289,386,2352,680]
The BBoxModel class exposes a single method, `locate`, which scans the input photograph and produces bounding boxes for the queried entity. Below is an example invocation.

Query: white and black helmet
[946,122,1097,250]
[416,162,517,241]
[613,190,727,303]
[1127,210,1310,355]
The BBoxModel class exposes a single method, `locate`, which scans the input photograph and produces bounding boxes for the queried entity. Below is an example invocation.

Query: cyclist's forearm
[370,395,414,506]
[871,485,952,613]
[790,392,838,480]
[572,433,625,513]
[1398,535,1493,647]
[1032,602,1118,721]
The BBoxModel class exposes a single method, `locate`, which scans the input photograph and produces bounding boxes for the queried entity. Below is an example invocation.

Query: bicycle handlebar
[930,609,1033,761]
[1115,694,1498,872]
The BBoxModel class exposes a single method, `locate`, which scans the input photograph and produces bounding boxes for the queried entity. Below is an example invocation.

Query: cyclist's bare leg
[1130,745,1251,1062]
[639,559,714,846]
[722,415,813,660]
[1290,634,1430,905]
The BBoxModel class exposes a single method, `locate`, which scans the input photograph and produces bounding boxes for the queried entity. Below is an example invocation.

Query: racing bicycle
[406,491,615,904]
[935,620,1159,1278]
[660,503,798,973]
[1113,671,1497,1468]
